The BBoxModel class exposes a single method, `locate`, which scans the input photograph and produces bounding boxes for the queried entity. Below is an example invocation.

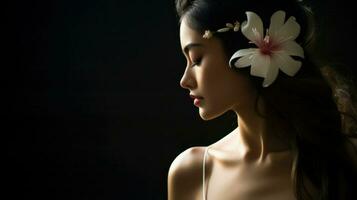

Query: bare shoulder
[168,146,207,200]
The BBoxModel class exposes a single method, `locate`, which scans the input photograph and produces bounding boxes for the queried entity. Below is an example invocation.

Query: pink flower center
[259,36,280,56]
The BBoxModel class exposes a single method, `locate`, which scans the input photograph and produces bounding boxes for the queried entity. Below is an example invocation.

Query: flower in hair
[217,21,240,33]
[202,21,240,38]
[203,30,213,39]
[229,10,304,87]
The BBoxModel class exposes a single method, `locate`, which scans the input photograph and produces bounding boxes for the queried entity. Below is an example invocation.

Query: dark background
[7,0,356,199]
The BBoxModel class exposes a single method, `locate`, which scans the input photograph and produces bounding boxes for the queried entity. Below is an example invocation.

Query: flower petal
[269,10,286,38]
[280,40,304,58]
[217,27,231,32]
[241,11,264,44]
[234,55,253,68]
[274,16,301,43]
[262,60,279,87]
[229,48,257,66]
[275,53,302,76]
[251,54,270,78]
[231,48,257,58]
[226,23,234,28]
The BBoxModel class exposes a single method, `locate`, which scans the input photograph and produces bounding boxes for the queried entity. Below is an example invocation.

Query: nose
[180,66,195,90]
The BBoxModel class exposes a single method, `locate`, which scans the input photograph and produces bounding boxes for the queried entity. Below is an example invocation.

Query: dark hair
[175,0,357,199]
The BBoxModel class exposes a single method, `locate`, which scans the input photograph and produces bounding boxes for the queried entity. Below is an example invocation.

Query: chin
[199,108,226,121]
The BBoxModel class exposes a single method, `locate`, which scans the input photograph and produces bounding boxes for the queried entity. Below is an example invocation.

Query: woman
[168,0,357,199]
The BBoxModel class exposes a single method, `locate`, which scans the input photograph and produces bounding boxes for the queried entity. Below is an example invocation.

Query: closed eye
[190,58,202,67]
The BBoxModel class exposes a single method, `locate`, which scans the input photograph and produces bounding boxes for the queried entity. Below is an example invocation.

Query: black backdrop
[7,0,357,199]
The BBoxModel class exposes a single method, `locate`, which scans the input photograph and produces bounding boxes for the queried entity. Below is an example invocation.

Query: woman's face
[179,18,257,120]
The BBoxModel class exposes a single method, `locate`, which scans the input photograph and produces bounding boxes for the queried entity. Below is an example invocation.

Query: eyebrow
[183,43,204,55]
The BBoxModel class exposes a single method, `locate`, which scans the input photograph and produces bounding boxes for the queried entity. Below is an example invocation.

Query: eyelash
[190,58,202,67]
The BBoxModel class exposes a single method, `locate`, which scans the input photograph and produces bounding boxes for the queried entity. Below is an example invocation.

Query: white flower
[217,27,231,33]
[203,30,213,39]
[229,10,304,87]
[233,21,240,32]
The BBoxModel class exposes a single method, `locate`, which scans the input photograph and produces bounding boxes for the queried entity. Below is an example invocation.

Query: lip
[193,98,201,106]
[189,94,204,99]
[190,94,203,106]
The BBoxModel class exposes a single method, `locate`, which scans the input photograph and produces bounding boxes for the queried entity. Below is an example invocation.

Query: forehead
[179,18,205,49]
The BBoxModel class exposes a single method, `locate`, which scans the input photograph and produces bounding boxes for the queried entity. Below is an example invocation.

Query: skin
[168,16,357,200]
[168,17,305,200]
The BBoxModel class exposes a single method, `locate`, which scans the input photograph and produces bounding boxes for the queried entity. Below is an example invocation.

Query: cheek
[203,64,236,95]
[208,68,254,105]
[200,59,229,86]
[201,64,237,104]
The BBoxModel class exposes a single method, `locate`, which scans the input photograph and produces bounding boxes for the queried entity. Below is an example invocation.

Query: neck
[233,100,290,162]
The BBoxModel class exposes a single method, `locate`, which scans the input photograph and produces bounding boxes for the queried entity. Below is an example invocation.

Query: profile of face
[179,17,258,120]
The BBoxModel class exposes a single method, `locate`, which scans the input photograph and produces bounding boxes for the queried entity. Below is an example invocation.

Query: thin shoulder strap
[202,146,210,200]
